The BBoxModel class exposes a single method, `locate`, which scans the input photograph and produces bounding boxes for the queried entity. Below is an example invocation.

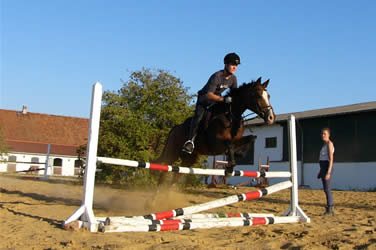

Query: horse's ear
[262,79,270,88]
[256,77,262,85]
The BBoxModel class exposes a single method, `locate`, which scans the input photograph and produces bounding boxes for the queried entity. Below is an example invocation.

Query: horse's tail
[153,118,192,165]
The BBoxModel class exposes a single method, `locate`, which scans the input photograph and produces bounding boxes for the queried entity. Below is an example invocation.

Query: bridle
[242,89,273,121]
[242,105,273,121]
[211,84,273,124]
[256,105,273,119]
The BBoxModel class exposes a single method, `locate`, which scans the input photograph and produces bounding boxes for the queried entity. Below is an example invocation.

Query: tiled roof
[244,101,376,126]
[0,109,89,156]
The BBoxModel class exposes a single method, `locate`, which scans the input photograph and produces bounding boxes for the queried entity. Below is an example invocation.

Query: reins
[206,82,273,127]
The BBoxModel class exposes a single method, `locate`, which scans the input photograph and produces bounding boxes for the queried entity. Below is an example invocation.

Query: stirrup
[182,140,195,154]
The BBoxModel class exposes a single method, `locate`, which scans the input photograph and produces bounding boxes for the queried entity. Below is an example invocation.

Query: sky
[1,0,375,118]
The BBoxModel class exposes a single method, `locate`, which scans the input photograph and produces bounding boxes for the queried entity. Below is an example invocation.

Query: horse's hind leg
[158,172,169,186]
[171,173,182,187]
[168,155,198,188]
[145,124,188,209]
[233,135,257,161]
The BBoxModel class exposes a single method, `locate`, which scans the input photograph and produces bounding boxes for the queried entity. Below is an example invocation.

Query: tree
[96,68,195,186]
[76,144,87,178]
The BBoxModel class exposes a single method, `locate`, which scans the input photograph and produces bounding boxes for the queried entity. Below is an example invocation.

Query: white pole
[82,82,102,223]
[283,114,310,222]
[42,144,51,179]
[289,114,298,215]
[64,82,103,232]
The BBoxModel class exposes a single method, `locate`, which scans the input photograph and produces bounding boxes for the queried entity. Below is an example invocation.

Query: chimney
[22,105,27,114]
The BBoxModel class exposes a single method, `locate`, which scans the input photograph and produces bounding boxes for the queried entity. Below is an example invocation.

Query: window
[265,137,277,148]
[31,157,39,163]
[8,155,17,162]
[74,159,83,168]
[53,158,63,167]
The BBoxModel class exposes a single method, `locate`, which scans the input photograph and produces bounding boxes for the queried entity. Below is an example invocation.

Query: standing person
[182,52,240,154]
[317,127,335,216]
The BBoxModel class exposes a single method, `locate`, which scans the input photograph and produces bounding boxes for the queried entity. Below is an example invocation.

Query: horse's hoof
[225,167,234,177]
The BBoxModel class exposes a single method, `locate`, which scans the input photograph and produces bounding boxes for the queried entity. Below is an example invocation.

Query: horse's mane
[227,80,257,98]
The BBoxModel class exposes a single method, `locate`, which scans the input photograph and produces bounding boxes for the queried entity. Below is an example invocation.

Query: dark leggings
[319,160,334,206]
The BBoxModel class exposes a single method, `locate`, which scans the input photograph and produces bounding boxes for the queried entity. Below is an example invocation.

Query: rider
[182,52,240,154]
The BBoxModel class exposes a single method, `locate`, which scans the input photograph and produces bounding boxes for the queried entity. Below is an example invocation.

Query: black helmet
[224,52,240,65]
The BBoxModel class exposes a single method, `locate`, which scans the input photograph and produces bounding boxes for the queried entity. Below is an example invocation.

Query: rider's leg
[182,104,206,154]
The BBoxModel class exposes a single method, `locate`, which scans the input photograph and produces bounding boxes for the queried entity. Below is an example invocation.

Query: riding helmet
[224,52,240,65]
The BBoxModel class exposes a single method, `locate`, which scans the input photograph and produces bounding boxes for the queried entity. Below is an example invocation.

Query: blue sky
[1,0,375,118]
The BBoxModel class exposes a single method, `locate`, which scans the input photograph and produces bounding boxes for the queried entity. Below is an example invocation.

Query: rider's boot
[182,117,200,154]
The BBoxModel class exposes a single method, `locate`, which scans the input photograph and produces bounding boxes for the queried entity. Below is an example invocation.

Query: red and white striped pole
[104,212,275,225]
[100,216,300,233]
[97,157,291,178]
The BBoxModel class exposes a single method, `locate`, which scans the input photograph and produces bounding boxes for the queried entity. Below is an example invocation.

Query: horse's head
[232,77,276,125]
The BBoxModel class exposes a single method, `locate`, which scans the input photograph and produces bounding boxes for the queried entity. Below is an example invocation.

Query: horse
[155,77,276,186]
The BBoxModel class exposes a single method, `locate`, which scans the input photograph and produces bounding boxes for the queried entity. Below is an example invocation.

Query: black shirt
[198,70,237,105]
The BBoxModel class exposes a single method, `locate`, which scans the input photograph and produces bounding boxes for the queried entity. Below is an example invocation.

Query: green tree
[76,144,87,178]
[97,68,195,186]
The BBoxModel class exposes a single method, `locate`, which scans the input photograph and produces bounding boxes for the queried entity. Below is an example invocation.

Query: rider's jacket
[197,70,237,106]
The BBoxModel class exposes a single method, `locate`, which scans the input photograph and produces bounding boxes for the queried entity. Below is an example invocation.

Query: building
[208,101,376,190]
[0,106,89,176]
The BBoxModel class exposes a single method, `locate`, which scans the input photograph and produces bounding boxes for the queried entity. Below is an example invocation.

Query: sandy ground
[0,174,375,250]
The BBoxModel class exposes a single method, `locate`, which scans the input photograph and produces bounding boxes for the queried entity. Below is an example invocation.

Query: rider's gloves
[224,96,232,104]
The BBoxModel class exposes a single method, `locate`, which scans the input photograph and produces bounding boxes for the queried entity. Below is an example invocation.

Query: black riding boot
[182,117,201,154]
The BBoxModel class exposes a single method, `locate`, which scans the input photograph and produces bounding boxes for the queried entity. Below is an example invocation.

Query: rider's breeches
[188,103,206,140]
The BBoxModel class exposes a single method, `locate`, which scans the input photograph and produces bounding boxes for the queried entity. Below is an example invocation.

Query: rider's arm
[206,92,224,102]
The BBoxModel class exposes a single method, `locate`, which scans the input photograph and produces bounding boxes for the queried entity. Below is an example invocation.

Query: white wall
[60,157,77,176]
[245,124,283,163]
[0,153,79,177]
[0,153,50,174]
[302,162,376,190]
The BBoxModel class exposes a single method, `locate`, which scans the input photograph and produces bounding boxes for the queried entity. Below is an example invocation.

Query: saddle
[203,110,213,130]
[202,103,232,130]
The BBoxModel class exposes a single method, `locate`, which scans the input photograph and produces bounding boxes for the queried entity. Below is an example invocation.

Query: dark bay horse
[156,77,276,185]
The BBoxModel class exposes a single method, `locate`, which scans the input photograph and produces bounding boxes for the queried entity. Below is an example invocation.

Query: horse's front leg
[225,141,236,176]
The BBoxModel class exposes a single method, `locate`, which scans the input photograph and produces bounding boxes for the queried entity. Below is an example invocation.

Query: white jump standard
[64,82,310,232]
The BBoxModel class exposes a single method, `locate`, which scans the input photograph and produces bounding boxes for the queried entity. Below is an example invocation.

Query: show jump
[64,82,310,233]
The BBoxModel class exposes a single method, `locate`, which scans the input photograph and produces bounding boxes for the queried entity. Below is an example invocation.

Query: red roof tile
[0,109,89,156]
